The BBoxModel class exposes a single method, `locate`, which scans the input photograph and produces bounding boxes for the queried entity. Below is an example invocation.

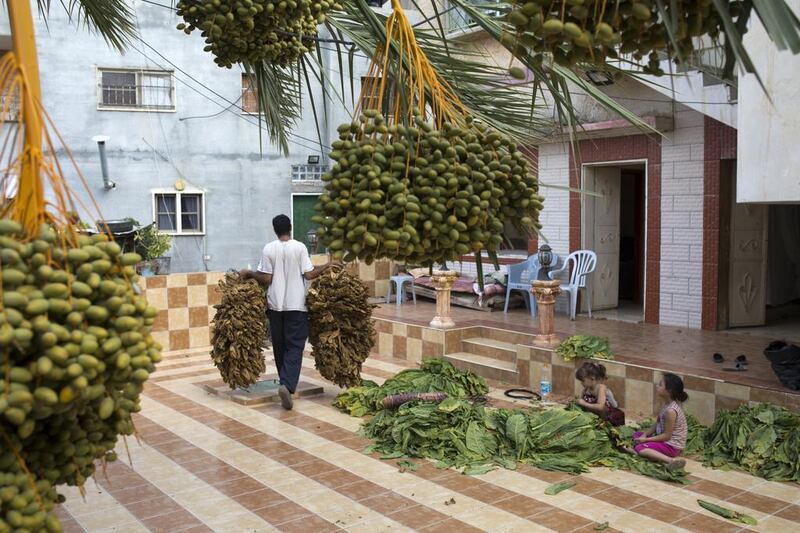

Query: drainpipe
[92,135,116,190]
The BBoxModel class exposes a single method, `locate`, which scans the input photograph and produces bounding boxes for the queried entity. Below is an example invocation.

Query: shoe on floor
[667,459,686,471]
[278,385,293,410]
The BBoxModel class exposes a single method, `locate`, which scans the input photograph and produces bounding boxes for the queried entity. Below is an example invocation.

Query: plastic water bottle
[540,379,552,399]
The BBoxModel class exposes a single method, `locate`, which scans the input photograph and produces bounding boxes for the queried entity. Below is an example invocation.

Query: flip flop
[723,361,748,372]
[713,353,724,363]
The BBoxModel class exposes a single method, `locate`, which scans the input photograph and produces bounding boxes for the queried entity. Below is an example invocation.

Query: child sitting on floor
[575,362,625,426]
[625,372,688,471]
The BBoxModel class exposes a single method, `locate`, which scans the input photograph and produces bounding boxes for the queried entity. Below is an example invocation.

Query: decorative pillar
[429,270,458,329]
[531,279,562,345]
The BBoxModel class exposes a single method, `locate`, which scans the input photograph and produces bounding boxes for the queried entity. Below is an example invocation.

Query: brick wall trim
[568,135,662,324]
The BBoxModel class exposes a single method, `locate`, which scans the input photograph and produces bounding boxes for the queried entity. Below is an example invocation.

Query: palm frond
[243,61,302,156]
[35,0,139,52]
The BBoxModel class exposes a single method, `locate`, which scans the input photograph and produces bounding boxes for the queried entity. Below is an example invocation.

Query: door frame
[580,159,649,318]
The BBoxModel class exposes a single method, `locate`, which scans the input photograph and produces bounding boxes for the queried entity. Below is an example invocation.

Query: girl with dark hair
[625,372,689,471]
[575,362,626,426]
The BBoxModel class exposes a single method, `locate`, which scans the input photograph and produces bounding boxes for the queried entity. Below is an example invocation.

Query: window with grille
[292,164,329,181]
[241,74,260,114]
[153,192,204,234]
[98,69,175,111]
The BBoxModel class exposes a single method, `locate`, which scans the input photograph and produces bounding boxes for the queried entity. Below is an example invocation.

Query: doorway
[581,162,647,323]
[718,164,800,343]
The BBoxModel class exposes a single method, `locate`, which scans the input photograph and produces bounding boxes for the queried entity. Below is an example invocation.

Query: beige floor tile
[345,516,414,532]
[96,523,150,533]
[319,507,387,529]
[74,507,140,531]
[454,505,534,531]
[609,510,687,532]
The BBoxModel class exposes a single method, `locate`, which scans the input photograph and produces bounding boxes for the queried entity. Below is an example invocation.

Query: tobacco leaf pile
[334,359,686,483]
[701,403,800,482]
[307,267,376,388]
[210,272,267,389]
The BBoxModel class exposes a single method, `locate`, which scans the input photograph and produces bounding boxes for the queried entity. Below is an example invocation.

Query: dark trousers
[268,310,308,394]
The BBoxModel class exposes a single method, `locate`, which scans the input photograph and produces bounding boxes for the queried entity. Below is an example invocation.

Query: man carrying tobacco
[241,214,333,410]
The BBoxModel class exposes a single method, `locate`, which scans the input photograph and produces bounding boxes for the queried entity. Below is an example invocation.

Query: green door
[292,194,323,253]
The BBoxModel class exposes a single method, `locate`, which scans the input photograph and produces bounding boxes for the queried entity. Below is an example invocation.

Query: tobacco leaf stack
[307,267,375,388]
[211,272,267,389]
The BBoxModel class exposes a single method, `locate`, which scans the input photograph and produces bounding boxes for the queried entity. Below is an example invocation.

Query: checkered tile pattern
[371,317,800,424]
[140,272,224,351]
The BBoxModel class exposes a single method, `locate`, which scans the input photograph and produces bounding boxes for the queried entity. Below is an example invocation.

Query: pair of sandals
[713,352,748,371]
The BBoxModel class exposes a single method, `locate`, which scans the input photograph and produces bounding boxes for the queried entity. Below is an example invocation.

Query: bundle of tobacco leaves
[334,359,489,416]
[211,271,267,389]
[307,267,376,388]
[335,359,685,482]
[702,403,800,482]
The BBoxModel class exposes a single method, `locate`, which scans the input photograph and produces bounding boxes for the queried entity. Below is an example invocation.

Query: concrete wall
[0,1,365,272]
[737,0,800,204]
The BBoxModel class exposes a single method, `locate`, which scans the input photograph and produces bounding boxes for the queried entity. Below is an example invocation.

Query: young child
[575,362,625,426]
[626,372,688,471]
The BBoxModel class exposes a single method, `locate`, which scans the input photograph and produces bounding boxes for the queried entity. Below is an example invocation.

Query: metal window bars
[99,70,175,111]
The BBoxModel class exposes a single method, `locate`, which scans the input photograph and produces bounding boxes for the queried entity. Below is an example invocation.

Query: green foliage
[131,221,172,260]
[702,403,800,482]
[334,359,687,483]
[698,500,758,526]
[556,335,613,362]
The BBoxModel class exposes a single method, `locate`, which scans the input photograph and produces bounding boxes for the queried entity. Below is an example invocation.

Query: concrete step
[462,337,517,363]
[443,352,518,384]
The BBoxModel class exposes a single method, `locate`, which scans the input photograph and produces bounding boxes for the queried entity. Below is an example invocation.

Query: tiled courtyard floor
[54,347,800,532]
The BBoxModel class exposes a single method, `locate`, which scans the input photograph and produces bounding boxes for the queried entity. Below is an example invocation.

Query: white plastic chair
[548,250,597,320]
[503,252,559,317]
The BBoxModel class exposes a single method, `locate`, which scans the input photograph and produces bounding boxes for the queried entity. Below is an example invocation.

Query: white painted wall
[737,0,800,204]
[658,109,706,328]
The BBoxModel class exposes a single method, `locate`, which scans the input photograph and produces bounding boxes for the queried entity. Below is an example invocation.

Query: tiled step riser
[443,355,520,384]
[479,327,538,347]
[461,339,517,363]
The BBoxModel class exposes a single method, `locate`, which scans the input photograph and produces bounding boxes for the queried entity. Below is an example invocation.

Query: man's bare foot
[622,446,636,455]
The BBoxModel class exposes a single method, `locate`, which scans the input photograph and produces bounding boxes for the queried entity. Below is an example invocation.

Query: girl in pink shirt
[625,372,688,471]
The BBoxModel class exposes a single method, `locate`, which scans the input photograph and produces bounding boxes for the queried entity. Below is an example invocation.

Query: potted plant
[132,221,172,276]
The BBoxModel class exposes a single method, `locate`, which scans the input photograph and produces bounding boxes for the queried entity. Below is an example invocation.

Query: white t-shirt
[257,239,314,312]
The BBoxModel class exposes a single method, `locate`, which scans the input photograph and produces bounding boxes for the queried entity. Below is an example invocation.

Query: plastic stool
[387,275,416,306]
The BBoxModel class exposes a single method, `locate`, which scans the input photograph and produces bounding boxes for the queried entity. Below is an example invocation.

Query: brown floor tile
[419,517,484,532]
[311,469,362,489]
[672,512,745,533]
[522,467,575,484]
[630,499,693,524]
[237,488,291,512]
[272,449,316,467]
[253,502,312,525]
[685,477,745,500]
[727,491,791,515]
[178,526,214,533]
[292,458,340,478]
[214,476,268,498]
[278,514,341,533]
[459,482,515,504]
[570,477,613,497]
[140,510,201,533]
[123,496,184,520]
[359,491,418,514]
[108,484,165,505]
[776,504,800,523]
[494,494,554,518]
[527,508,594,532]
[338,479,390,501]
[194,465,249,485]
[59,519,85,533]
[431,473,483,492]
[592,487,651,510]
[386,505,451,529]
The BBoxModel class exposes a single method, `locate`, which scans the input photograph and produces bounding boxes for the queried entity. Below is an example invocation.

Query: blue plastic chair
[503,252,559,317]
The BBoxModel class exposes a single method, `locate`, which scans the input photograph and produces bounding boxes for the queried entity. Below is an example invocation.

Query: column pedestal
[429,270,458,329]
[531,279,562,345]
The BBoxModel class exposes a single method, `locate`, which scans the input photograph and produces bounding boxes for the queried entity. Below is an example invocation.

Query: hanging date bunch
[210,271,268,389]
[313,0,543,265]
[307,267,376,388]
[503,0,749,75]
[1,47,162,531]
[176,0,343,68]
